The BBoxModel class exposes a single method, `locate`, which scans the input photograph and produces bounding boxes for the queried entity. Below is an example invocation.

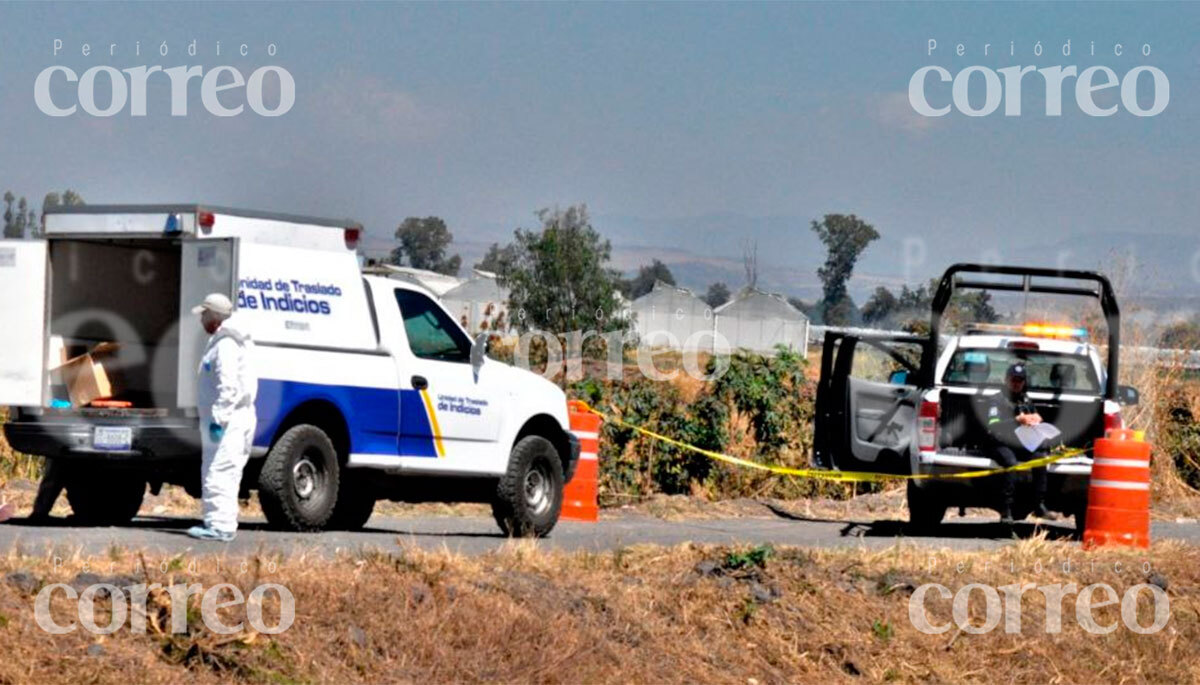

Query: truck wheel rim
[293,458,318,499]
[524,462,551,516]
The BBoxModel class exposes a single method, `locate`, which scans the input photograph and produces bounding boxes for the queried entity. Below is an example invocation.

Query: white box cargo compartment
[0,235,235,410]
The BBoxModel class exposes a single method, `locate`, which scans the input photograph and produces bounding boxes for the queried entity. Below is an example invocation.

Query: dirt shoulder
[0,539,1195,683]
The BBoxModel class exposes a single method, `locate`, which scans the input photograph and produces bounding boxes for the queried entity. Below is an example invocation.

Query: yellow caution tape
[575,401,1089,482]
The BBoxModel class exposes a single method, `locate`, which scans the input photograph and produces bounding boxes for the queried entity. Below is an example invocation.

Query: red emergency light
[198,211,216,229]
[344,227,361,249]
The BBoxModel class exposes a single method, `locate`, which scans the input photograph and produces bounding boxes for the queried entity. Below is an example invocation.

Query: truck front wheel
[492,435,564,538]
[257,424,340,532]
[327,472,376,530]
[65,471,145,526]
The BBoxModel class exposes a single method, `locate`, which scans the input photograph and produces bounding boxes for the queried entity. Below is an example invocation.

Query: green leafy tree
[13,197,28,239]
[389,216,462,275]
[475,242,516,273]
[786,296,818,320]
[498,204,629,336]
[2,192,14,239]
[705,282,731,308]
[624,259,676,299]
[861,286,898,326]
[810,214,879,326]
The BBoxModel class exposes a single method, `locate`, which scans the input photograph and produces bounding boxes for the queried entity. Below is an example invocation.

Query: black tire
[257,424,340,531]
[65,471,145,526]
[327,471,376,531]
[492,435,564,538]
[906,481,946,530]
[1072,501,1089,539]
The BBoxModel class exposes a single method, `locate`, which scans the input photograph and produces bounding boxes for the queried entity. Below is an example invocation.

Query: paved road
[1,513,1197,557]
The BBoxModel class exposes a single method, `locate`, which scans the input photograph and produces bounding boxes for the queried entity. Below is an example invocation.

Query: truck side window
[393,289,472,363]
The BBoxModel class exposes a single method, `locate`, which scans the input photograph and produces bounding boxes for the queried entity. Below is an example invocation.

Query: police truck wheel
[492,435,564,538]
[65,472,145,526]
[327,472,376,530]
[906,481,945,530]
[258,424,339,532]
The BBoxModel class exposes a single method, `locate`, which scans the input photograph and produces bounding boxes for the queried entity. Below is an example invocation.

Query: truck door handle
[411,375,428,390]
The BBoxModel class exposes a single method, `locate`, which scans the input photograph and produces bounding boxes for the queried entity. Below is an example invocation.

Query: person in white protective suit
[188,293,258,542]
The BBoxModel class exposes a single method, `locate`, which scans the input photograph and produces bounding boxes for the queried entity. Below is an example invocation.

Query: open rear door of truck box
[0,240,48,406]
[177,238,238,408]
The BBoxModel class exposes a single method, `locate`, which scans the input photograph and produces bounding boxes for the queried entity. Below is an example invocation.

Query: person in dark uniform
[986,362,1049,523]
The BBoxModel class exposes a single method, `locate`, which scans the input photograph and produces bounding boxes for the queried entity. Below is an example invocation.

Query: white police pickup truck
[814,264,1139,532]
[0,205,579,536]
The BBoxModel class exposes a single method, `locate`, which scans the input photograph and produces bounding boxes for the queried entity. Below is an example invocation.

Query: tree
[624,259,676,299]
[2,192,14,239]
[787,296,818,320]
[14,197,28,239]
[40,189,84,236]
[743,240,758,289]
[498,205,629,336]
[705,282,731,309]
[389,216,462,275]
[810,214,879,326]
[861,286,898,326]
[475,242,515,274]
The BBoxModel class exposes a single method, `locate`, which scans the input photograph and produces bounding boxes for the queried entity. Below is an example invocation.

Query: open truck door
[0,240,48,406]
[177,238,237,408]
[814,331,932,474]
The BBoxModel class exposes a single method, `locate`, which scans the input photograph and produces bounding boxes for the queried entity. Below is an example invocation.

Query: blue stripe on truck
[253,379,438,458]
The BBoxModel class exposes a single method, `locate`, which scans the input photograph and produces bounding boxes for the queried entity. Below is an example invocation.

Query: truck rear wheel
[327,472,376,530]
[906,481,946,530]
[65,471,145,526]
[492,435,564,538]
[257,424,339,532]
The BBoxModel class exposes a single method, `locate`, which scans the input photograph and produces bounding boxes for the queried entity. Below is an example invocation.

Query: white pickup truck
[814,264,1140,532]
[0,205,579,536]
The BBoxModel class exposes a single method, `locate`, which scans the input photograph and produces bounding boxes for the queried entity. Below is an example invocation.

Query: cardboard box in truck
[51,342,120,406]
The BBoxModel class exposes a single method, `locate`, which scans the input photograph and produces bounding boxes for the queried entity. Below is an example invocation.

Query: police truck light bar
[967,323,1087,339]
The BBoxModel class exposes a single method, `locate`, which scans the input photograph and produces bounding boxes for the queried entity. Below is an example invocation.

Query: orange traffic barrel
[562,401,600,522]
[1082,428,1151,549]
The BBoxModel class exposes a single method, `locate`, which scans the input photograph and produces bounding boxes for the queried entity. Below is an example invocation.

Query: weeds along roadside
[0,540,1196,683]
[570,346,857,504]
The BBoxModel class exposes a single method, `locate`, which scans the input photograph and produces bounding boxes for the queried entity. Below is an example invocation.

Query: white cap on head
[191,293,234,317]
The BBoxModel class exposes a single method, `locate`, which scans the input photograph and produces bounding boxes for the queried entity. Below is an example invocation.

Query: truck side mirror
[1118,384,1140,406]
[470,332,489,372]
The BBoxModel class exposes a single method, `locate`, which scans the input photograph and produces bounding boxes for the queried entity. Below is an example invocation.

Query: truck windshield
[941,348,1100,394]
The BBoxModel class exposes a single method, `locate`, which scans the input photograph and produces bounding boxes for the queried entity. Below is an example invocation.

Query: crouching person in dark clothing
[986,363,1049,524]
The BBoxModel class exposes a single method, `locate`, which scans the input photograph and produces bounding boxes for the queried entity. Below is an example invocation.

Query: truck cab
[0,205,578,536]
[814,264,1139,531]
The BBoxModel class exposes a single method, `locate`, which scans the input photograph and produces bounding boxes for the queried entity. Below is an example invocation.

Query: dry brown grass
[0,539,1196,684]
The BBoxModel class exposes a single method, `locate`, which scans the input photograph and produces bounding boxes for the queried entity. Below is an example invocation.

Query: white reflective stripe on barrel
[579,452,599,461]
[572,431,600,440]
[1090,479,1150,491]
[1093,458,1151,469]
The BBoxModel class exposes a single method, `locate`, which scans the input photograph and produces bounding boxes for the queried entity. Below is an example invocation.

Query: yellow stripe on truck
[420,389,446,457]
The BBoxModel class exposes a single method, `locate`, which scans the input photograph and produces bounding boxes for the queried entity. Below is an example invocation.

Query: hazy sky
[1,2,1197,286]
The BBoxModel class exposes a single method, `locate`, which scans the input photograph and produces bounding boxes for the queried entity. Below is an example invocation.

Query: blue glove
[208,422,225,441]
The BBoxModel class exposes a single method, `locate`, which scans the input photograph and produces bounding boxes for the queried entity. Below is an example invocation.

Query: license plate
[93,426,133,451]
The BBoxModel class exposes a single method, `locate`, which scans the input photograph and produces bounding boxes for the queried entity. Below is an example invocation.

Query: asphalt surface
[1,512,1197,558]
